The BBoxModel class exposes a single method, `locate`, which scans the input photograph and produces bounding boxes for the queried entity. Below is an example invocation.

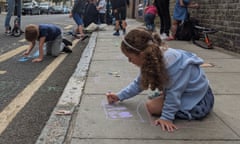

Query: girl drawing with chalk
[106,27,214,132]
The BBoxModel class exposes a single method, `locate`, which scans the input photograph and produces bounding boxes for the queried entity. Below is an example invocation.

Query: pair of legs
[5,0,22,33]
[113,7,127,35]
[98,13,106,24]
[146,95,164,116]
[155,0,171,36]
[46,35,67,56]
[72,13,85,37]
[144,13,156,31]
[146,87,214,120]
[168,19,180,40]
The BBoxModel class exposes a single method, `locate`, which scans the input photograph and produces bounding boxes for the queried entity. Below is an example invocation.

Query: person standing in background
[154,0,171,40]
[110,0,129,36]
[97,0,106,24]
[83,0,99,27]
[4,0,22,35]
[167,0,199,40]
[69,0,87,38]
[144,2,158,31]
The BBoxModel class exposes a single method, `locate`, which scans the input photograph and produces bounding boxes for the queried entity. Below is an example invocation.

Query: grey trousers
[46,35,63,56]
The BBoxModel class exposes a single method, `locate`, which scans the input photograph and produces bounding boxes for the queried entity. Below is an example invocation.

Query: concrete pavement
[36,19,240,144]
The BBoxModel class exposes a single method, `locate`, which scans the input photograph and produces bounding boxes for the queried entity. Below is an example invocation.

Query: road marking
[64,25,73,30]
[54,23,73,29]
[0,39,79,134]
[19,39,26,42]
[0,70,7,74]
[0,45,28,63]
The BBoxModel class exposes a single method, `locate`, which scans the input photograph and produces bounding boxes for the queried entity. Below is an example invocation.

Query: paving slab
[72,94,239,140]
[71,139,240,144]
[84,60,139,94]
[200,58,240,73]
[206,73,240,94]
[87,35,143,94]
[92,50,125,60]
[96,34,122,50]
[167,41,236,59]
[214,95,240,136]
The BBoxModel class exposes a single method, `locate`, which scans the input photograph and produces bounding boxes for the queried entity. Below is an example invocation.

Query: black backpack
[175,17,200,41]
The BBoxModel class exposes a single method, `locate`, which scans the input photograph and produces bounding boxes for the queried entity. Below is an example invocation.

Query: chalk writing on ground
[101,99,154,124]
[18,47,46,62]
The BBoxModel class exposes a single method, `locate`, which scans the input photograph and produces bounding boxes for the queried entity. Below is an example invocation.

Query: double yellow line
[0,45,28,63]
[0,39,79,134]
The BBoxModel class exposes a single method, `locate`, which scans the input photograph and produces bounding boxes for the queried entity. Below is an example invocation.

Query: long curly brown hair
[121,27,169,91]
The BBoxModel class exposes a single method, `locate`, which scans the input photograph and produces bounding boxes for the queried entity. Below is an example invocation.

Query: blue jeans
[155,0,171,35]
[73,13,84,26]
[4,0,22,29]
[176,87,214,120]
[144,13,155,31]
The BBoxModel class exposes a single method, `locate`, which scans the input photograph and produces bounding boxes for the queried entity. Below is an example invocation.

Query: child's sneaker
[113,31,120,36]
[5,26,12,36]
[5,30,12,36]
[62,38,72,46]
[160,33,168,40]
[146,25,154,31]
[20,29,24,34]
[80,35,89,41]
[62,46,72,53]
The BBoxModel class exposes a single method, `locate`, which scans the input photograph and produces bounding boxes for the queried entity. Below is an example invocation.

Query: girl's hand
[106,92,119,104]
[23,50,30,56]
[155,119,178,132]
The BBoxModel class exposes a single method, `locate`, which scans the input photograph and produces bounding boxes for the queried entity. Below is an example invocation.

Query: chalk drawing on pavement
[102,99,154,124]
[18,47,46,62]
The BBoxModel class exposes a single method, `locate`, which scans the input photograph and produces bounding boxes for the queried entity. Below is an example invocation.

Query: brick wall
[170,0,240,53]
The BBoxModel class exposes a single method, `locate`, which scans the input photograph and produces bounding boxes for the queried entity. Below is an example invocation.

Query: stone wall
[170,0,240,53]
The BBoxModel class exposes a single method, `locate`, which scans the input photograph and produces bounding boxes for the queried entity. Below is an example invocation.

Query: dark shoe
[80,35,89,41]
[113,31,120,36]
[5,30,12,36]
[62,38,72,46]
[20,29,24,34]
[122,29,126,35]
[62,46,72,53]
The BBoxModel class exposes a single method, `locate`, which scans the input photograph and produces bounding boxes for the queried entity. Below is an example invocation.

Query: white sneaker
[160,33,168,40]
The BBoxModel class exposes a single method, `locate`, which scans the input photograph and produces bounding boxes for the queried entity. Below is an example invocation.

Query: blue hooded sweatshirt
[117,48,209,121]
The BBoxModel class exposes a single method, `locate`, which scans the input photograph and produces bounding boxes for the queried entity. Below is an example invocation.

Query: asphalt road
[0,14,89,144]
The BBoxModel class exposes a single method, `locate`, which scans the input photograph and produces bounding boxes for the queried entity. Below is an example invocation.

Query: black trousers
[155,0,171,35]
